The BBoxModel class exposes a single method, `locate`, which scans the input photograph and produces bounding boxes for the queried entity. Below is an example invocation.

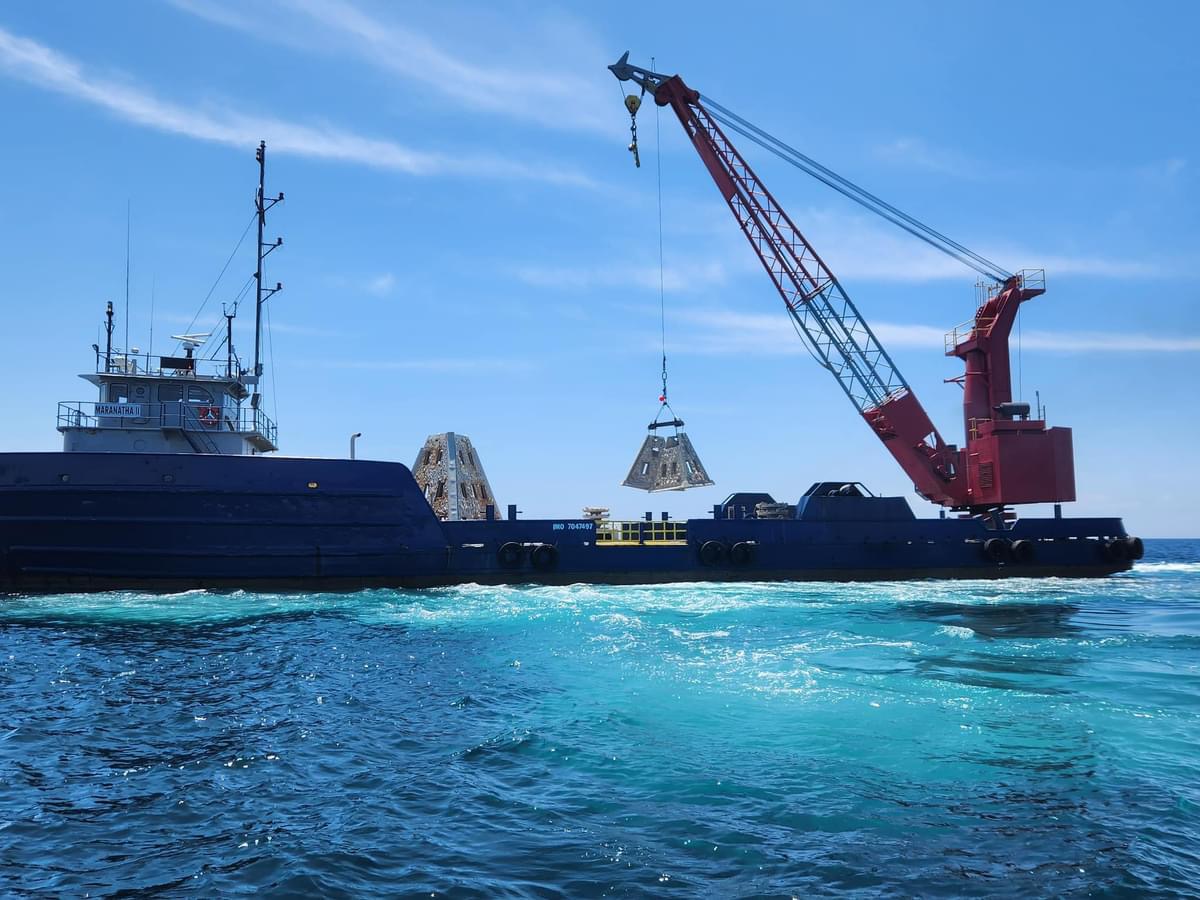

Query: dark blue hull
[0,452,1132,594]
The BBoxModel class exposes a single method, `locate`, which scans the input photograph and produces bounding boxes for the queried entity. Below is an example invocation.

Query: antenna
[124,201,131,355]
[170,332,211,345]
[252,141,284,407]
[148,274,156,365]
[170,332,209,369]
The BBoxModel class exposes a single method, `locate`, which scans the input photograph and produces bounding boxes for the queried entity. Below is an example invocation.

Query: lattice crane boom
[611,54,1076,510]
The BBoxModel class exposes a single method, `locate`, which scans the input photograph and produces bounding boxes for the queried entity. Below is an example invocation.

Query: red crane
[611,54,1075,512]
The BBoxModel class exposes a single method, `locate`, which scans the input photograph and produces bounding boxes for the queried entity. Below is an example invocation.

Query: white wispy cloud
[301,356,536,373]
[873,136,985,179]
[661,309,943,355]
[512,259,732,293]
[798,207,1165,282]
[0,25,591,185]
[1136,156,1188,180]
[159,311,341,338]
[1017,331,1200,352]
[171,0,616,135]
[670,309,1200,355]
[320,271,404,298]
[509,202,1166,292]
[260,320,343,338]
[364,272,396,297]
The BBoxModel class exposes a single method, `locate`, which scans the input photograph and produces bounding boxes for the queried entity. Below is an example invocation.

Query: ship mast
[252,141,284,405]
[224,305,236,378]
[104,301,114,373]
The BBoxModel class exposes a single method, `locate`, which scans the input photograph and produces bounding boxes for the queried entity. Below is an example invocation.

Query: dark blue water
[2,541,1198,897]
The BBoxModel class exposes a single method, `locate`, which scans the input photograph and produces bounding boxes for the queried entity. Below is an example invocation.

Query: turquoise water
[2,541,1198,896]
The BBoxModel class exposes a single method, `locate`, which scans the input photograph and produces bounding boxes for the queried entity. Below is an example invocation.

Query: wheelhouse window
[158,384,183,402]
[107,383,129,403]
[187,386,214,404]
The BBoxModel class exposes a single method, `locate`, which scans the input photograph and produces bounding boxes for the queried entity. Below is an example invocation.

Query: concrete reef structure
[412,432,499,520]
[623,431,714,492]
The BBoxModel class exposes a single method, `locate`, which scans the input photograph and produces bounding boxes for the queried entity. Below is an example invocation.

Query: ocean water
[1,541,1198,897]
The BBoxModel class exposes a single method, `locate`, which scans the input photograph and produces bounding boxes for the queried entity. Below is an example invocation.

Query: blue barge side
[0,453,1133,594]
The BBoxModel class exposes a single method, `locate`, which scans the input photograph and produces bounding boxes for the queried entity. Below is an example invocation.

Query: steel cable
[702,96,1012,283]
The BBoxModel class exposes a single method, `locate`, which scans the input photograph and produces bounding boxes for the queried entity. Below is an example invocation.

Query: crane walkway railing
[948,270,1044,352]
[945,316,998,353]
[1017,268,1045,292]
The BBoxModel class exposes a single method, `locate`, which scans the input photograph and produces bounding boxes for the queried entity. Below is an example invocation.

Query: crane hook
[624,93,642,168]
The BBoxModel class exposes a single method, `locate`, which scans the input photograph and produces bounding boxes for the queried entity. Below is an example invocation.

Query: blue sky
[1,1,1196,535]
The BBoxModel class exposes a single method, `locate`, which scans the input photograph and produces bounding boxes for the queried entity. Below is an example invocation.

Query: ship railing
[595,520,688,546]
[1017,268,1045,292]
[57,401,277,445]
[944,315,997,353]
[92,347,249,382]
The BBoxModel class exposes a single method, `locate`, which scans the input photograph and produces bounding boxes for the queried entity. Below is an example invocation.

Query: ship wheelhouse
[58,344,277,455]
[58,141,284,457]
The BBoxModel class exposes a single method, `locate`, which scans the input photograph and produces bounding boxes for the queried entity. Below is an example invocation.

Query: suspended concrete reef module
[622,410,714,492]
[412,432,499,521]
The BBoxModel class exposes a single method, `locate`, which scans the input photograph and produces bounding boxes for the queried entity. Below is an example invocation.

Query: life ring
[498,542,524,568]
[1124,536,1144,560]
[1103,539,1129,562]
[1010,539,1035,564]
[729,541,755,565]
[983,538,1010,563]
[531,544,558,570]
[699,540,726,566]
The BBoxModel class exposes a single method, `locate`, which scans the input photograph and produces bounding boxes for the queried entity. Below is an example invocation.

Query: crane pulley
[610,52,1075,511]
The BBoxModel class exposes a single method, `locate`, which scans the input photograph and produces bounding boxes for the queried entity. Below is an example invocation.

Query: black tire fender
[699,540,727,566]
[1124,536,1144,561]
[498,542,524,568]
[1010,539,1035,565]
[530,543,559,570]
[729,541,756,565]
[983,537,1011,563]
[1104,539,1129,562]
